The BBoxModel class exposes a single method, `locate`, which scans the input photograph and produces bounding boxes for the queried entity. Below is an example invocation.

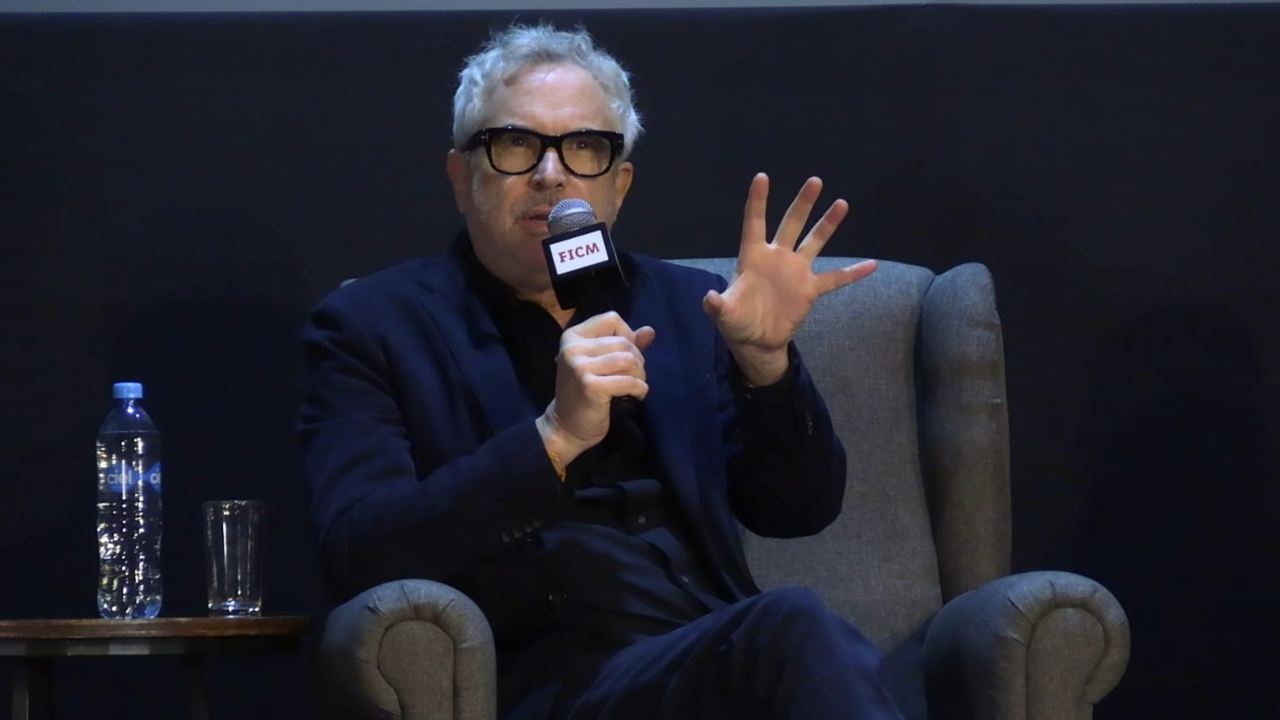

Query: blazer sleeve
[716,323,847,538]
[299,288,570,602]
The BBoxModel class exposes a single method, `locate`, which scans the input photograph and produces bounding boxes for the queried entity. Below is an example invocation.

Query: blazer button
[547,591,568,605]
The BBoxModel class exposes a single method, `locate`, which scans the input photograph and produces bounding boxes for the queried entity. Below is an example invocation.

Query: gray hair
[451,24,644,160]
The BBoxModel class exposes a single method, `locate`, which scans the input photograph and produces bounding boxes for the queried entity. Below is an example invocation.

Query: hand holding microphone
[537,312,655,470]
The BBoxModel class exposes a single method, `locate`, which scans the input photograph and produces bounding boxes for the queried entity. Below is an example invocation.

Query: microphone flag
[542,199,626,310]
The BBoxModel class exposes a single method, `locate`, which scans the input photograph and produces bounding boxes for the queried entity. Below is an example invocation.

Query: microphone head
[548,199,598,235]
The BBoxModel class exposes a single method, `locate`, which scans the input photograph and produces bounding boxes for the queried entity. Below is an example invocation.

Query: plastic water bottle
[96,382,163,619]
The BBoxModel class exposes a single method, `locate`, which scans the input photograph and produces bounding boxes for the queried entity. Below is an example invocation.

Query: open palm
[703,174,876,384]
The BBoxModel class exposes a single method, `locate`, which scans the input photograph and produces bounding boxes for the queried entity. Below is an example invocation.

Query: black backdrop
[2,5,1278,718]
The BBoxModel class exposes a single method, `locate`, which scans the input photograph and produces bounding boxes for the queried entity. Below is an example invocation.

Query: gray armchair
[317,258,1130,720]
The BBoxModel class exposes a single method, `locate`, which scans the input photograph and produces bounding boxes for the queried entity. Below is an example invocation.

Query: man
[301,23,901,720]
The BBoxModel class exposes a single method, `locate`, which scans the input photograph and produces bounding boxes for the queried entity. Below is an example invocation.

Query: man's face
[447,62,634,298]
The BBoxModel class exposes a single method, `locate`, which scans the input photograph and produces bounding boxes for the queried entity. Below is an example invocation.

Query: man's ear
[446,149,470,212]
[611,160,634,215]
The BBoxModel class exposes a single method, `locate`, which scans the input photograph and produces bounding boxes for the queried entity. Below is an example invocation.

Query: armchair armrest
[923,571,1129,720]
[318,579,496,720]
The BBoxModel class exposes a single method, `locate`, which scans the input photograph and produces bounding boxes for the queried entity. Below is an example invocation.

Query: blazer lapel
[626,268,717,553]
[413,250,533,434]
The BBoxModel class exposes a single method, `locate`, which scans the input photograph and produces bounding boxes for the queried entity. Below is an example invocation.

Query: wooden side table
[0,616,309,720]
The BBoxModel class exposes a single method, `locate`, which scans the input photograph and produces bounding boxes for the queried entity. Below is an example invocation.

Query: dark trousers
[552,587,903,720]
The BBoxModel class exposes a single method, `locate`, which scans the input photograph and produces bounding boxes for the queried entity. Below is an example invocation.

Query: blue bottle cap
[112,382,144,399]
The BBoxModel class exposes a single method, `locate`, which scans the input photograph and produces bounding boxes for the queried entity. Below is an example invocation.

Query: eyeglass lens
[489,130,614,176]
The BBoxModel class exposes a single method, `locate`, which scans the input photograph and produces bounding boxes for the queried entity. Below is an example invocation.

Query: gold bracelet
[546,449,567,482]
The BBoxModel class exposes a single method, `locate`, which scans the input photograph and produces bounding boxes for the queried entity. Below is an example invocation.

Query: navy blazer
[299,240,847,706]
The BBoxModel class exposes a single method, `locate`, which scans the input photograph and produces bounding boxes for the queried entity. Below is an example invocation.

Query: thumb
[702,289,725,320]
[634,325,657,352]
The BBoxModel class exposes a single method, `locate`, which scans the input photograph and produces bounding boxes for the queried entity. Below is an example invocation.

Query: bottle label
[103,462,162,492]
[145,462,162,490]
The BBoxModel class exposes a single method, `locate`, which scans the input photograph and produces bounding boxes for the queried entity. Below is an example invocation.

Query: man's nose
[531,146,568,189]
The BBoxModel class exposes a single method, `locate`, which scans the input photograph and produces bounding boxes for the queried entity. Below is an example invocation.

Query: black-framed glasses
[463,127,625,178]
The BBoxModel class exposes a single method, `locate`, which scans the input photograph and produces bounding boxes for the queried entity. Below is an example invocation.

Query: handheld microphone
[542,199,626,311]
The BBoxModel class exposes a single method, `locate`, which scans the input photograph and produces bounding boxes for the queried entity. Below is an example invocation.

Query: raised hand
[536,312,656,476]
[702,173,876,385]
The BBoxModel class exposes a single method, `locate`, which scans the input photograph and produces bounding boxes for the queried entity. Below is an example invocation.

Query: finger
[739,173,770,255]
[566,335,639,360]
[568,311,636,341]
[582,350,645,379]
[775,176,823,250]
[701,289,725,320]
[587,374,650,401]
[633,325,657,352]
[588,346,645,373]
[796,198,850,260]
[815,259,877,295]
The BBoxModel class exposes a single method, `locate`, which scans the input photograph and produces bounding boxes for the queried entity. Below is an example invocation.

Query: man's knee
[757,586,826,612]
[750,587,879,666]
[749,586,833,635]
[731,588,889,713]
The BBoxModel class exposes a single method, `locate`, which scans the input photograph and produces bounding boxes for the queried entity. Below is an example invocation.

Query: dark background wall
[2,5,1278,718]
